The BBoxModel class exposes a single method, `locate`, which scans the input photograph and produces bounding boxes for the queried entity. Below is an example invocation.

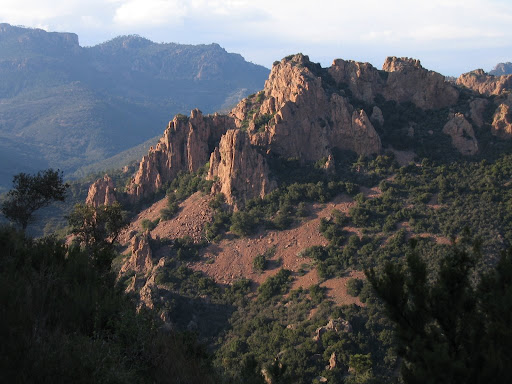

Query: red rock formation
[328,56,459,110]
[456,69,512,96]
[85,175,117,207]
[328,59,382,103]
[382,57,459,109]
[120,232,153,275]
[232,54,382,162]
[492,103,512,139]
[126,109,233,200]
[442,113,479,155]
[208,129,274,209]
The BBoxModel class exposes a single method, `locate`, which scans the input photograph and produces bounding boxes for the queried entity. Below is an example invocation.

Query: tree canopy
[366,240,512,383]
[1,169,68,230]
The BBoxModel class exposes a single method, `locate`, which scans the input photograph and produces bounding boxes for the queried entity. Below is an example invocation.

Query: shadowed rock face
[457,69,512,96]
[443,113,479,156]
[126,109,233,200]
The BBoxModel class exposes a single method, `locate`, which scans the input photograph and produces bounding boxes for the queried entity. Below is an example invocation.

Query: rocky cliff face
[328,56,459,109]
[381,57,460,109]
[442,113,479,155]
[88,53,512,210]
[208,129,274,209]
[126,109,233,200]
[231,54,382,162]
[85,175,117,207]
[456,69,512,96]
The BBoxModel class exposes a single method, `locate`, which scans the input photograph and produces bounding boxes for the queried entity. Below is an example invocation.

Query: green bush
[253,254,267,272]
[346,278,364,297]
[309,284,326,304]
[258,269,292,301]
[230,211,258,237]
[141,218,159,231]
[160,193,179,220]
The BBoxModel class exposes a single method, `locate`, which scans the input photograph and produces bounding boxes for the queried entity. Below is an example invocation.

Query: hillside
[62,54,512,383]
[0,23,269,192]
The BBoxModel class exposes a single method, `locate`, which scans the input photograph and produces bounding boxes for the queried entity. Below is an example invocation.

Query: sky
[1,0,512,76]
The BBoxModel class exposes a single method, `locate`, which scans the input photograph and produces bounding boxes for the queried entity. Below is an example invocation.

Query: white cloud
[113,0,187,26]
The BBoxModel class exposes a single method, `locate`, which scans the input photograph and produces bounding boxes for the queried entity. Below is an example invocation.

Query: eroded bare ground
[119,191,214,245]
[190,194,368,307]
[118,185,447,308]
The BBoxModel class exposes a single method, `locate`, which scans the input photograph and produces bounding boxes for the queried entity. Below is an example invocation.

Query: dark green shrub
[253,254,267,272]
[141,218,159,231]
[258,269,292,301]
[230,211,258,237]
[346,278,364,297]
[309,284,326,304]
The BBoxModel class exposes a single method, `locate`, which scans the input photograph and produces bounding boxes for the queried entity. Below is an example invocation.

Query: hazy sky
[2,0,512,76]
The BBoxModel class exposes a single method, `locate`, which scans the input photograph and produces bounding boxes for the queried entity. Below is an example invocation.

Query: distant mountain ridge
[0,23,269,191]
[490,62,512,76]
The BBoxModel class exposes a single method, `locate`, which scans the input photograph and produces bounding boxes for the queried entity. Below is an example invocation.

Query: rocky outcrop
[233,54,382,162]
[126,109,233,200]
[328,352,338,370]
[328,59,383,103]
[138,277,157,311]
[469,98,489,128]
[208,130,274,209]
[457,69,512,96]
[328,56,459,109]
[442,113,479,155]
[120,232,153,275]
[492,103,512,139]
[85,175,117,207]
[323,154,336,173]
[381,57,460,109]
[313,318,352,343]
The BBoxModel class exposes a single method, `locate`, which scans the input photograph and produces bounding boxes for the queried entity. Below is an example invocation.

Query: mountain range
[0,23,269,192]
